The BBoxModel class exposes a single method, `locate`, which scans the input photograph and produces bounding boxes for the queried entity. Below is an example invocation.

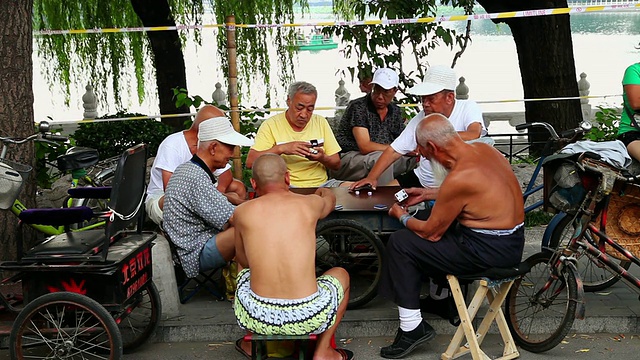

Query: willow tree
[332,0,582,151]
[33,0,305,130]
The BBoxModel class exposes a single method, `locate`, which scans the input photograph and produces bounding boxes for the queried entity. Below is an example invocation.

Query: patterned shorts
[234,268,344,335]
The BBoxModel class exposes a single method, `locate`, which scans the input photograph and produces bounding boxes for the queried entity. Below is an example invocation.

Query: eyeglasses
[372,85,396,98]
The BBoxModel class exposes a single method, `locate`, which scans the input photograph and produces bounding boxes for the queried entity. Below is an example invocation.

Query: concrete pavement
[151,226,640,344]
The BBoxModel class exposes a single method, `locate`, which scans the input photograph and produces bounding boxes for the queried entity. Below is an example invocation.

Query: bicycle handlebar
[516,121,591,143]
[1,123,68,145]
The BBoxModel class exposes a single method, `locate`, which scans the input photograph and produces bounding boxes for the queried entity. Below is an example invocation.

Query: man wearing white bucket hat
[164,117,254,279]
[350,65,487,191]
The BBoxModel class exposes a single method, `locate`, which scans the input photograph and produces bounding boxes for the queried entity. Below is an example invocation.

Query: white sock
[398,306,422,332]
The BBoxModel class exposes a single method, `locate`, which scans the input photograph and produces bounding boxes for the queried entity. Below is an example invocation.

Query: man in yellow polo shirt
[246,81,342,187]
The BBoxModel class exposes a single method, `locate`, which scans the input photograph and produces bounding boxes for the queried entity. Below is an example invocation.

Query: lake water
[32,8,640,134]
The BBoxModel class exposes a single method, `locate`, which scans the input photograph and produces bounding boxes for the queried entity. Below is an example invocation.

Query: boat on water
[295,33,338,51]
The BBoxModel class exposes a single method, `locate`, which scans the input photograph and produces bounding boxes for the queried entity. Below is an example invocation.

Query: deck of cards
[373,204,388,210]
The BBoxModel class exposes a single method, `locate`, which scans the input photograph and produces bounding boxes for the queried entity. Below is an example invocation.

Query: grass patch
[525,210,554,227]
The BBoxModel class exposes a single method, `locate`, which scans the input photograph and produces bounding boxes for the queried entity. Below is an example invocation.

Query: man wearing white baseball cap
[332,68,415,183]
[350,65,487,191]
[163,117,253,280]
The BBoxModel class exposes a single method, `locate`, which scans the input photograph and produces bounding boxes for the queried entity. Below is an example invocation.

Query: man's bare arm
[314,187,337,218]
[161,169,173,190]
[233,214,249,269]
[625,84,640,110]
[457,122,483,141]
[353,127,388,154]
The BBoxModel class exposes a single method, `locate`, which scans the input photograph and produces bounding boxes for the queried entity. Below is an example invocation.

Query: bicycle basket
[598,181,640,260]
[543,159,588,215]
[0,159,32,210]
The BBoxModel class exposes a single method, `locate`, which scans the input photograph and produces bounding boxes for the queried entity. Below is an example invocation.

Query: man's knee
[323,267,349,293]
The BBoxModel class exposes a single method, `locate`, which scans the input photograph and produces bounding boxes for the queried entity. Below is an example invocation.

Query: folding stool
[441,262,530,360]
[244,334,317,360]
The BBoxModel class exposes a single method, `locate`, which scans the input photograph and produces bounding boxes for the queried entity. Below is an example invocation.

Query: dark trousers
[378,220,524,309]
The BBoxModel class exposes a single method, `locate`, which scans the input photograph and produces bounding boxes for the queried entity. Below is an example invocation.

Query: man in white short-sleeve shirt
[350,65,488,191]
[146,105,247,226]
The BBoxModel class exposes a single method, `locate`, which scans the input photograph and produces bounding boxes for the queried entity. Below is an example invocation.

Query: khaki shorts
[145,192,163,226]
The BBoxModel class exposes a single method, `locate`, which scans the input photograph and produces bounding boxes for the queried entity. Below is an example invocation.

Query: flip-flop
[235,338,251,359]
[336,348,355,360]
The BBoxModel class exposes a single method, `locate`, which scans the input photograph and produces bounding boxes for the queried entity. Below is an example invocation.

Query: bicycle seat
[57,146,99,171]
[18,207,94,226]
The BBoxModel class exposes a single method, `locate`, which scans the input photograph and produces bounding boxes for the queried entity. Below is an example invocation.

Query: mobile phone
[308,139,325,147]
[395,189,409,203]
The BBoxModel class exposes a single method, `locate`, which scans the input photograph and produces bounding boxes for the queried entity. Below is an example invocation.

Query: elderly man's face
[371,84,397,110]
[421,90,455,117]
[210,141,236,169]
[286,91,317,131]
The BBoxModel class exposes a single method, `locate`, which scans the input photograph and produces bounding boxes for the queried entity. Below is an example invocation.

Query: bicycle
[511,121,632,292]
[504,147,640,353]
[1,121,115,234]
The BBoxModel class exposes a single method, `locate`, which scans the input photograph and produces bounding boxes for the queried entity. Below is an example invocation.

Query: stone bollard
[212,82,227,106]
[456,76,469,100]
[578,72,592,123]
[152,234,181,319]
[82,84,98,119]
[333,79,350,129]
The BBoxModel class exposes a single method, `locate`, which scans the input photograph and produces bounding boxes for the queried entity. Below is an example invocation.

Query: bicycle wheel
[549,215,630,292]
[504,251,578,353]
[10,291,123,360]
[315,219,384,309]
[117,281,161,353]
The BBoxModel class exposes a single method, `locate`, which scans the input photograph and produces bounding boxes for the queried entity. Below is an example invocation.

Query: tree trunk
[476,0,583,154]
[0,0,36,262]
[131,0,189,131]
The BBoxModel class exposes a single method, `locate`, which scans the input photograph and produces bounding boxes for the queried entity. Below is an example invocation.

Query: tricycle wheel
[316,219,384,309]
[9,291,123,360]
[117,281,161,352]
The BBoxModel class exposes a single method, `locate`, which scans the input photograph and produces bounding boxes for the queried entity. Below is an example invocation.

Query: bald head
[192,105,226,131]
[416,113,459,148]
[252,154,288,188]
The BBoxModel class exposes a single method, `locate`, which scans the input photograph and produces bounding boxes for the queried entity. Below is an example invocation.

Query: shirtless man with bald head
[232,154,353,360]
[146,105,247,226]
[378,113,525,359]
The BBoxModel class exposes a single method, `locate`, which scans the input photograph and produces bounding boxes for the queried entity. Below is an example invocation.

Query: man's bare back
[438,141,524,230]
[233,189,334,299]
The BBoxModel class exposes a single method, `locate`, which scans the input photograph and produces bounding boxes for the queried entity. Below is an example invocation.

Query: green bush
[584,106,619,142]
[73,112,174,159]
